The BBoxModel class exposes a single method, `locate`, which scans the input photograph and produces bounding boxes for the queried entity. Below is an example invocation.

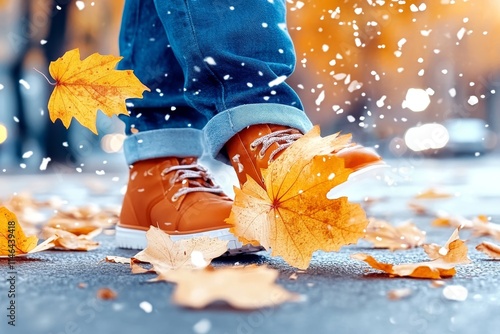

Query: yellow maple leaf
[0,207,38,256]
[132,226,229,281]
[47,48,150,134]
[167,265,300,309]
[227,126,371,269]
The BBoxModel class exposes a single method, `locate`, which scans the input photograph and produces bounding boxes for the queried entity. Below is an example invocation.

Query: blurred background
[0,0,498,175]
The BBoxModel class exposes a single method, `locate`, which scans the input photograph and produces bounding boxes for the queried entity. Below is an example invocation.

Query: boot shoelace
[161,164,224,202]
[250,129,303,163]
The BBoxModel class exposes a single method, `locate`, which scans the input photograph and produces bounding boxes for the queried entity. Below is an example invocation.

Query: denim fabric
[118,0,312,163]
[204,103,312,162]
[123,128,204,165]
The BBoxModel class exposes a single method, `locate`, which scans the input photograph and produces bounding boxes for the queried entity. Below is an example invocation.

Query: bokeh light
[100,133,126,153]
[404,123,449,152]
[402,88,431,112]
[0,123,8,144]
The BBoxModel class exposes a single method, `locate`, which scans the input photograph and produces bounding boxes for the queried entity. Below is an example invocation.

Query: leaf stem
[33,67,56,85]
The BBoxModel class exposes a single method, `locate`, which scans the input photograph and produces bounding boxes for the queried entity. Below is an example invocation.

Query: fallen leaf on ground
[105,255,131,264]
[414,188,453,199]
[131,227,228,281]
[387,288,412,300]
[96,288,117,300]
[0,193,63,232]
[167,265,300,309]
[228,126,373,269]
[423,227,469,262]
[47,205,119,234]
[431,211,473,228]
[407,201,432,215]
[363,218,426,251]
[431,213,500,240]
[0,207,55,256]
[40,226,101,251]
[476,241,500,259]
[47,48,150,134]
[352,228,470,279]
[469,217,500,241]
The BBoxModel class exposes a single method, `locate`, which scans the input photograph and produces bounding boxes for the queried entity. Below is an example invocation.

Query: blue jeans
[118,0,313,164]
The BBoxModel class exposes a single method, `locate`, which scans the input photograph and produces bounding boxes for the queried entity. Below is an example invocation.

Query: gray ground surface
[1,155,500,334]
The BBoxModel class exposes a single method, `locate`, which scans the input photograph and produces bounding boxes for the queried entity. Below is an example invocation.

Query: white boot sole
[115,226,264,255]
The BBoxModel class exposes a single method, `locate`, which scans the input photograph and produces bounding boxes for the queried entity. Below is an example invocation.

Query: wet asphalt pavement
[1,155,500,334]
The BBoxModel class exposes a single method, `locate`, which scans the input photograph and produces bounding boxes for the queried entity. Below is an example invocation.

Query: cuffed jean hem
[123,128,204,165]
[203,103,313,163]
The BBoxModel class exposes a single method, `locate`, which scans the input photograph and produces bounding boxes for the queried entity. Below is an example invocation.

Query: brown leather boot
[116,157,248,251]
[225,124,383,188]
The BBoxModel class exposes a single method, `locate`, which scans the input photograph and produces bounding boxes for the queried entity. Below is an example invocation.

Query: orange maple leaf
[47,48,150,134]
[227,126,369,269]
[353,227,470,279]
[167,265,300,309]
[0,207,55,256]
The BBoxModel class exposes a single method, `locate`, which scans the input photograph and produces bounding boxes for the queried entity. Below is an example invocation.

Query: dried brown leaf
[105,256,131,264]
[167,265,300,309]
[47,205,118,234]
[352,228,470,279]
[131,227,228,281]
[40,226,101,251]
[476,241,500,259]
[364,218,426,251]
[431,213,500,241]
[423,227,467,260]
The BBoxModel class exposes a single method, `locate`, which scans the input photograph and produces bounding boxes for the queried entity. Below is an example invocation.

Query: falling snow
[19,79,30,89]
[203,57,216,65]
[468,96,479,106]
[315,90,325,106]
[39,158,51,171]
[268,75,287,87]
[75,1,85,10]
[22,151,33,159]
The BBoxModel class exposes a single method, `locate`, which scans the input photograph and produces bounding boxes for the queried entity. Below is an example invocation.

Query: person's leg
[116,0,250,251]
[152,0,380,187]
[117,0,208,162]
